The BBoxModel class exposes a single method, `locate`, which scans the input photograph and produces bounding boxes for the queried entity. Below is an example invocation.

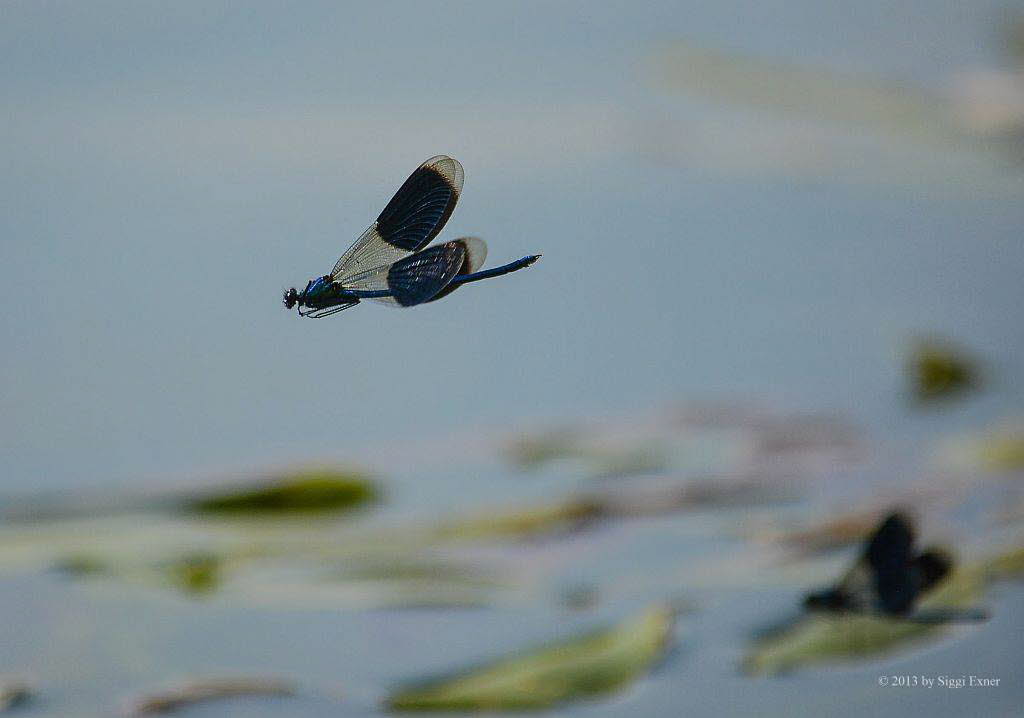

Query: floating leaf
[165,553,222,595]
[386,604,674,711]
[185,470,378,516]
[974,429,1024,471]
[937,423,1024,472]
[743,567,985,676]
[430,499,604,541]
[983,544,1024,580]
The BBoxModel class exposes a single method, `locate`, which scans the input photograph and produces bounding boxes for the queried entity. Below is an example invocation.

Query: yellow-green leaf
[386,604,674,711]
[185,470,378,516]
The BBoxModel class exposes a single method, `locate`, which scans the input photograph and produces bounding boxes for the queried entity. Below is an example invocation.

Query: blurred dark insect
[906,337,981,405]
[804,512,951,616]
[128,677,297,715]
[284,155,539,317]
[0,679,32,712]
[744,540,1024,675]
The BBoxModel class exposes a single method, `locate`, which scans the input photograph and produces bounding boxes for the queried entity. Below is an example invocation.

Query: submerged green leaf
[983,544,1024,580]
[743,567,985,676]
[937,423,1024,472]
[165,553,223,595]
[430,499,605,541]
[386,604,674,711]
[185,470,378,516]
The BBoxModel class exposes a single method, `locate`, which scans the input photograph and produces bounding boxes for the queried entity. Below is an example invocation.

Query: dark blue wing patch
[865,512,916,615]
[386,241,466,306]
[375,155,464,252]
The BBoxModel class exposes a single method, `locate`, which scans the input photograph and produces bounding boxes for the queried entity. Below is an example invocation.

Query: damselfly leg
[301,302,358,318]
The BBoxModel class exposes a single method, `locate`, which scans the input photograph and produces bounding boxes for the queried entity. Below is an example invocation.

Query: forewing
[424,237,487,303]
[373,241,466,307]
[823,513,915,614]
[865,512,917,614]
[332,155,464,281]
[329,223,408,283]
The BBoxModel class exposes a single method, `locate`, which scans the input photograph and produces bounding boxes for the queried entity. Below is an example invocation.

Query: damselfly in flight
[284,155,540,317]
[803,511,987,623]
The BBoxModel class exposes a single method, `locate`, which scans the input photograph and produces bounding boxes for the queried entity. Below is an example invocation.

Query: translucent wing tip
[421,155,465,194]
[453,236,488,273]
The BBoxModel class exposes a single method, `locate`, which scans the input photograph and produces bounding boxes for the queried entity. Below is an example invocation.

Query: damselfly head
[283,287,299,309]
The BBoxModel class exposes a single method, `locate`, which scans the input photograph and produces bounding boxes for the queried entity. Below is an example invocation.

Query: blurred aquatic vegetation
[431,475,796,544]
[0,679,32,712]
[653,43,963,145]
[750,415,862,464]
[505,404,862,481]
[765,505,958,557]
[385,604,674,711]
[772,510,888,556]
[184,469,378,516]
[52,553,111,577]
[126,676,298,715]
[984,544,1024,580]
[164,553,223,595]
[580,475,799,519]
[505,434,668,478]
[1,467,802,609]
[504,429,583,469]
[0,467,379,524]
[936,422,1024,472]
[646,41,1024,188]
[430,498,606,542]
[586,447,668,479]
[905,338,981,405]
[316,555,508,610]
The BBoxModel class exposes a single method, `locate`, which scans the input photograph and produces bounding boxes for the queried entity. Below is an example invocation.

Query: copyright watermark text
[878,674,1001,688]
